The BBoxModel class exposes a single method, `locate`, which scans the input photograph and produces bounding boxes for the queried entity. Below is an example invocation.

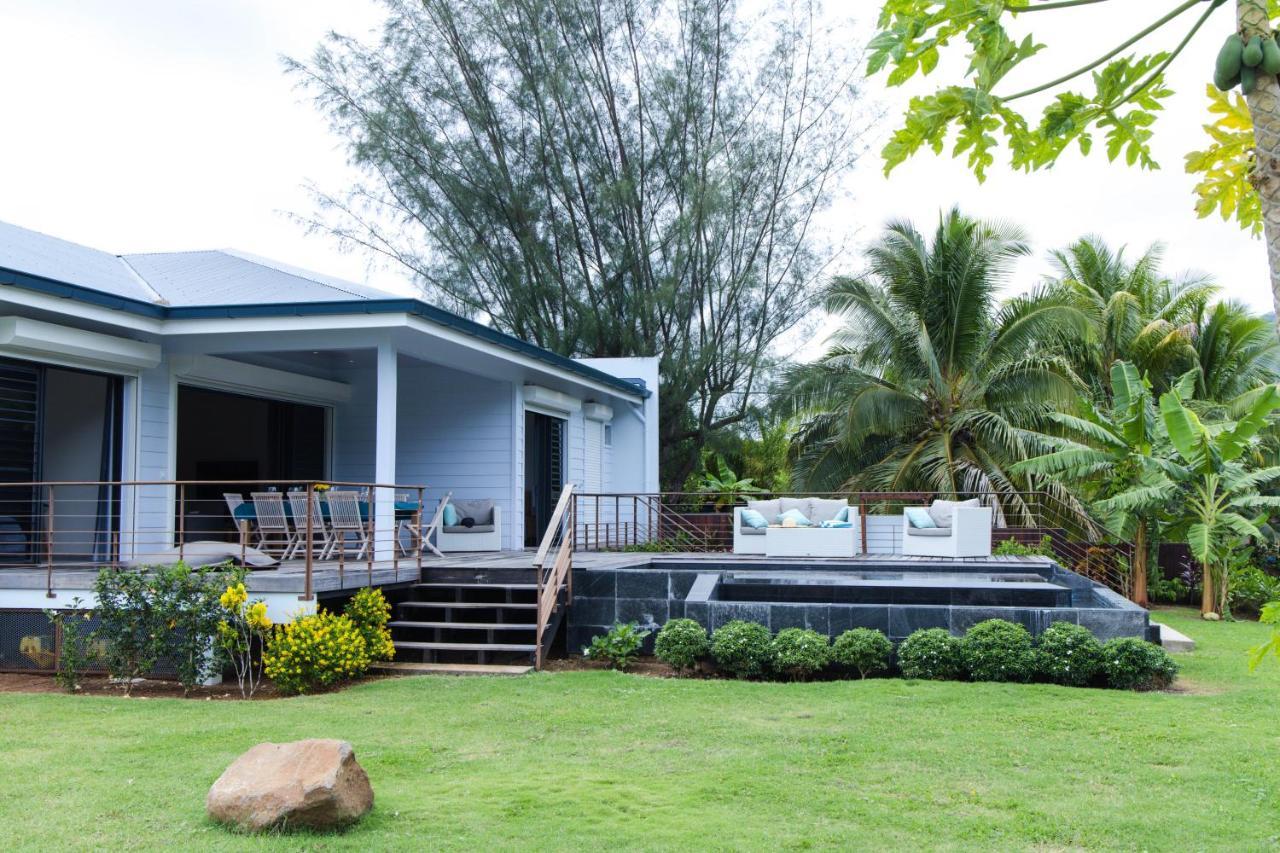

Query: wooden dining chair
[250,492,296,558]
[325,490,369,560]
[288,490,333,561]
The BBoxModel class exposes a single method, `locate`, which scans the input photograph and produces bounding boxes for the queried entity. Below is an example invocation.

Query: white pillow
[927,498,980,528]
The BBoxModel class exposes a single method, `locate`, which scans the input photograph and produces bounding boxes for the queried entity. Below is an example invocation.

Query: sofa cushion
[746,499,781,524]
[928,498,980,528]
[906,526,953,537]
[777,508,813,527]
[808,498,849,524]
[778,497,810,517]
[738,526,766,536]
[739,509,769,529]
[905,507,936,528]
[451,499,495,525]
[443,524,495,534]
[442,503,460,526]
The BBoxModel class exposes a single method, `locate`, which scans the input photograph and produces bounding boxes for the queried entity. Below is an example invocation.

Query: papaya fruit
[1244,35,1265,68]
[1242,64,1258,95]
[1215,34,1245,90]
[1263,36,1280,75]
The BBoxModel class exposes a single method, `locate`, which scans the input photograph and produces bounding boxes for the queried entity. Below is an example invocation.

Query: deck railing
[532,483,575,670]
[571,490,1133,596]
[0,479,431,599]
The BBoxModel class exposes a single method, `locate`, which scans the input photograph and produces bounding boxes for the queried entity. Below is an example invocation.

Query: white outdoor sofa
[436,497,502,552]
[901,498,993,558]
[732,497,859,557]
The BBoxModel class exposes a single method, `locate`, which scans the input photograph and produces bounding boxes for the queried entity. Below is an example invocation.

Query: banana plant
[1159,383,1280,616]
[695,452,764,511]
[1012,361,1180,606]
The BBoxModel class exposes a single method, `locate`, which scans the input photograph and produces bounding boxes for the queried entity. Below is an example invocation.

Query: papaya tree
[1012,361,1181,607]
[1159,381,1280,615]
[868,0,1280,330]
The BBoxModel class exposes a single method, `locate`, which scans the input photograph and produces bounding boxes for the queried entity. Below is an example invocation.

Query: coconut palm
[1046,237,1217,400]
[1187,300,1280,404]
[784,209,1090,523]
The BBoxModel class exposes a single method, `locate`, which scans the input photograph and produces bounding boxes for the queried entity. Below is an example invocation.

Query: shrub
[263,611,371,695]
[993,535,1055,558]
[769,628,831,680]
[831,628,892,678]
[961,619,1037,682]
[585,622,649,671]
[896,628,964,680]
[710,620,772,679]
[216,581,272,699]
[43,597,96,693]
[1101,637,1179,691]
[1036,622,1103,687]
[1148,575,1191,605]
[654,618,709,673]
[344,587,395,662]
[1228,566,1280,616]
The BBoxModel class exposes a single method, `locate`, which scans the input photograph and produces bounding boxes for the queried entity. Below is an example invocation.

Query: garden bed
[0,671,395,700]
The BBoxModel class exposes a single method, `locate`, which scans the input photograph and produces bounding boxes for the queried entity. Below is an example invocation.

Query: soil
[0,671,395,700]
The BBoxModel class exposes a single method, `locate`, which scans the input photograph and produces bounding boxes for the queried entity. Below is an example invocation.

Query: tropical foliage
[783,208,1088,523]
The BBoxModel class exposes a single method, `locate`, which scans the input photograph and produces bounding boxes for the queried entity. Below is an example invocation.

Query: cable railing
[571,490,1132,594]
[0,479,432,599]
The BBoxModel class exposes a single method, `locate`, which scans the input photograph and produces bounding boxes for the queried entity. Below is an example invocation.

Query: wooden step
[401,596,537,604]
[371,661,532,676]
[394,640,536,653]
[389,620,536,631]
[413,582,538,590]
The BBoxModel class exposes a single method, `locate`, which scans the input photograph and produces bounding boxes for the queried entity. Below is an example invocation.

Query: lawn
[2,609,1277,851]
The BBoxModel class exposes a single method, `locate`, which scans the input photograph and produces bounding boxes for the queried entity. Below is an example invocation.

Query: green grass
[2,609,1278,851]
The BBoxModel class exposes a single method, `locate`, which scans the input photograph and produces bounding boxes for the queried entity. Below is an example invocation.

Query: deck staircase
[384,485,576,674]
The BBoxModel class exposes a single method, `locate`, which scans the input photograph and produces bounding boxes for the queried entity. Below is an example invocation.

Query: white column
[374,342,398,561]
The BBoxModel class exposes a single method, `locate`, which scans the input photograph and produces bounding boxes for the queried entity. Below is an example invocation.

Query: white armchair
[437,498,502,552]
[901,500,993,558]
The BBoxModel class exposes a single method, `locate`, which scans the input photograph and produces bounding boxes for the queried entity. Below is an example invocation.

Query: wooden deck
[1,550,1051,597]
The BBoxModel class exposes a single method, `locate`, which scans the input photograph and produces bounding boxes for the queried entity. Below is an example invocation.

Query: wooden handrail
[533,484,575,569]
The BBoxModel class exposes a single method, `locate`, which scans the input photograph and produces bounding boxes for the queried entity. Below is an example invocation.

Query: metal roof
[0,219,649,399]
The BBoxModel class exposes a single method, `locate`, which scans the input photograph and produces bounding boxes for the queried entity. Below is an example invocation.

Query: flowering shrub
[43,597,96,693]
[710,620,772,679]
[960,619,1037,683]
[1101,637,1178,691]
[1036,622,1103,687]
[769,628,831,680]
[897,628,964,680]
[344,587,395,662]
[216,581,272,698]
[832,628,893,679]
[654,618,709,673]
[263,611,370,695]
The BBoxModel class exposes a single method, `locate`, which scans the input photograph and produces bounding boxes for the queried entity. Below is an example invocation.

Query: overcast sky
[0,1,1269,360]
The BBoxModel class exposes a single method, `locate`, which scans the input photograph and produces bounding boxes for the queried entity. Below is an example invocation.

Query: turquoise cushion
[820,520,852,528]
[833,506,850,523]
[776,508,813,527]
[442,503,460,526]
[905,507,936,528]
[740,509,769,529]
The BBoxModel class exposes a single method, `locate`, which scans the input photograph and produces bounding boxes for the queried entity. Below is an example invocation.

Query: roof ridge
[115,256,168,305]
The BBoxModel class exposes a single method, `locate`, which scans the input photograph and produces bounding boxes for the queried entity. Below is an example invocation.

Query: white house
[0,219,658,590]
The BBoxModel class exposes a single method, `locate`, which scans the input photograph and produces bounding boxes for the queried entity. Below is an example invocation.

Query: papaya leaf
[1185,86,1261,237]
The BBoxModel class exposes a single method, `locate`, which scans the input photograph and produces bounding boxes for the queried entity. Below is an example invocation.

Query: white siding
[584,419,603,493]
[127,361,175,554]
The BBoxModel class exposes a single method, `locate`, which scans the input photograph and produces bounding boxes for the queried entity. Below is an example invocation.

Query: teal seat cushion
[820,520,852,528]
[776,508,813,527]
[442,502,460,526]
[740,509,769,529]
[905,507,936,528]
[833,505,850,523]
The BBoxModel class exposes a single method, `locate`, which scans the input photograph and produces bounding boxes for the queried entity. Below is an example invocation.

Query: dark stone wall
[565,560,1152,653]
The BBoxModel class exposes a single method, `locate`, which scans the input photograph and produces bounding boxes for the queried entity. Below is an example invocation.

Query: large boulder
[206,739,373,832]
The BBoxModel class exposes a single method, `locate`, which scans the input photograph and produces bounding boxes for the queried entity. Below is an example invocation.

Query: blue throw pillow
[740,509,769,529]
[443,503,460,526]
[905,507,936,528]
[820,520,852,528]
[776,508,813,527]
[833,505,850,523]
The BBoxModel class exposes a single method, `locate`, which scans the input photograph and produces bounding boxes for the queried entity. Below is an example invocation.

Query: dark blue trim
[0,265,649,399]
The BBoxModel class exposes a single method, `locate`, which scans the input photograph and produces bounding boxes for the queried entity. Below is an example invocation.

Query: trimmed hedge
[769,628,831,680]
[654,618,710,673]
[710,620,772,679]
[960,619,1037,683]
[1101,637,1179,690]
[1037,621,1103,687]
[897,628,964,680]
[832,628,893,678]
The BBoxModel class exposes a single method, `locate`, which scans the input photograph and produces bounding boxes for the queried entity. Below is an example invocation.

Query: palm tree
[1013,362,1178,607]
[1046,237,1217,400]
[1188,300,1280,403]
[784,208,1089,522]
